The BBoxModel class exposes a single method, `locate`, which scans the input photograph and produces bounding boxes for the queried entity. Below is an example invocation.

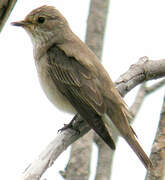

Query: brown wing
[46,44,116,149]
[47,44,106,117]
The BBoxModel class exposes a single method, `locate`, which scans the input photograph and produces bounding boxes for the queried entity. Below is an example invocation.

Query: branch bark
[130,79,165,118]
[20,57,165,180]
[60,131,94,180]
[0,0,17,32]
[145,90,165,180]
[115,56,165,97]
[94,133,116,180]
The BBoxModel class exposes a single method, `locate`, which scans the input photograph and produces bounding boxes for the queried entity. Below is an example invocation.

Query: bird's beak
[11,20,31,27]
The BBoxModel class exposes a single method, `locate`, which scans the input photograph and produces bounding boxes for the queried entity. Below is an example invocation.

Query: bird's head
[11,5,70,46]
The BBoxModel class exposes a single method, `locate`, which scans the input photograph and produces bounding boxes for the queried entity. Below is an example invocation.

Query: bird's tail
[124,133,152,169]
[105,98,153,169]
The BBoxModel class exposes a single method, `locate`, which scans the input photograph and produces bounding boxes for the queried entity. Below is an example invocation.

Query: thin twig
[130,79,165,117]
[145,78,165,94]
[129,83,147,118]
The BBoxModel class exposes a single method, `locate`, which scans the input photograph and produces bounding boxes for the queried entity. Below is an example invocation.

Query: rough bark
[115,56,165,97]
[0,0,17,32]
[94,133,116,180]
[85,0,110,59]
[60,131,94,180]
[145,91,165,180]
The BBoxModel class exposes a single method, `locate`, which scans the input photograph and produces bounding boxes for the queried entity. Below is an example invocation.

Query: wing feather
[47,44,105,116]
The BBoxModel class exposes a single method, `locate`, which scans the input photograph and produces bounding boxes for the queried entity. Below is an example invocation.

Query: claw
[58,121,80,135]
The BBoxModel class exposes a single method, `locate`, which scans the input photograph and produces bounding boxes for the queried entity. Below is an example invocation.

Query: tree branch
[129,83,147,117]
[94,133,116,180]
[145,90,165,180]
[145,79,165,94]
[116,56,165,97]
[60,131,94,180]
[0,0,17,32]
[20,57,165,180]
[130,78,165,118]
[20,115,91,180]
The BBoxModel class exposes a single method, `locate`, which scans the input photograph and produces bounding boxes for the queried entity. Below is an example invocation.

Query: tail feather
[106,98,153,169]
[125,133,153,169]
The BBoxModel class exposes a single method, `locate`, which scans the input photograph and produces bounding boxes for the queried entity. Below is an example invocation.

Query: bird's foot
[58,115,80,135]
[58,122,73,132]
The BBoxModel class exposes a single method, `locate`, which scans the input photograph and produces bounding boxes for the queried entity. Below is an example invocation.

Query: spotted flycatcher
[12,5,152,169]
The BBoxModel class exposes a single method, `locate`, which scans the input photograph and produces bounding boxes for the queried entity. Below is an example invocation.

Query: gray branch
[130,79,165,118]
[145,90,165,180]
[0,0,17,32]
[116,56,165,97]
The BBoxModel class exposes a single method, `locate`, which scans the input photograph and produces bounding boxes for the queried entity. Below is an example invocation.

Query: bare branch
[145,92,165,180]
[85,0,110,59]
[116,56,165,97]
[129,83,147,117]
[94,133,116,180]
[60,131,94,180]
[130,79,165,117]
[20,115,91,180]
[145,78,165,94]
[0,0,17,32]
[20,57,165,180]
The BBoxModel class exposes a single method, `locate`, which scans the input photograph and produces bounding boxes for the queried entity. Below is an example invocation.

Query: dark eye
[37,17,45,24]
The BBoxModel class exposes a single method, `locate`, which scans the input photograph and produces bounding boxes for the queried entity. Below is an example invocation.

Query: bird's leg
[58,114,80,134]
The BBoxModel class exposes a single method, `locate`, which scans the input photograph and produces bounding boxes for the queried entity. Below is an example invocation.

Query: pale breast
[35,55,76,114]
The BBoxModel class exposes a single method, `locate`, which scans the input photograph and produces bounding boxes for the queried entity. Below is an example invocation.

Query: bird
[11,5,152,169]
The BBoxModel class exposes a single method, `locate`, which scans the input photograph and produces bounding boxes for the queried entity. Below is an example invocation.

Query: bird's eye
[37,17,45,24]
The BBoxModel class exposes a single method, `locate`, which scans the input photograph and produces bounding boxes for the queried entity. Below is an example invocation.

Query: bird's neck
[33,29,73,61]
[33,43,48,61]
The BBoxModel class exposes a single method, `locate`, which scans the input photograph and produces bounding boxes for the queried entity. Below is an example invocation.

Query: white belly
[35,55,76,114]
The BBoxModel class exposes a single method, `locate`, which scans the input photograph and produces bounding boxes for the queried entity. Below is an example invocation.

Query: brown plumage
[11,5,152,169]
